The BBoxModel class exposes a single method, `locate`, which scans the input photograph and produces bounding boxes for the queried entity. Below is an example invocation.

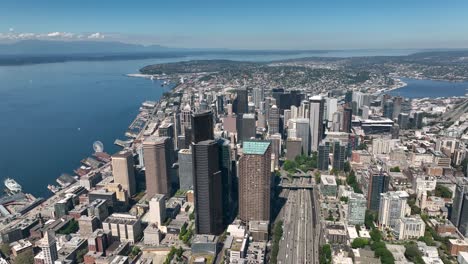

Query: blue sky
[1,0,468,49]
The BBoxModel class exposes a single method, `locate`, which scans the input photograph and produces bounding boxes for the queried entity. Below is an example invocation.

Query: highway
[277,186,319,264]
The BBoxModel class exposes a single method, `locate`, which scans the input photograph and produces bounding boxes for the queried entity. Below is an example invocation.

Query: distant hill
[0,40,174,55]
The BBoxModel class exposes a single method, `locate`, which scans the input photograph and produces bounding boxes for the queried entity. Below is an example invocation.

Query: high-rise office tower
[112,151,136,196]
[180,104,192,135]
[318,141,330,171]
[239,140,272,222]
[361,105,370,119]
[216,95,224,115]
[191,110,214,144]
[383,100,394,119]
[332,141,346,171]
[240,113,256,142]
[451,178,468,236]
[326,97,338,122]
[398,113,409,130]
[143,136,174,197]
[253,87,264,109]
[414,111,424,129]
[269,133,282,170]
[299,100,310,119]
[367,168,390,211]
[283,109,291,127]
[392,96,403,119]
[158,123,174,139]
[378,191,409,229]
[345,90,353,104]
[309,96,325,152]
[331,111,342,132]
[217,138,233,225]
[38,231,58,264]
[268,105,280,135]
[288,118,310,155]
[342,106,353,133]
[192,140,223,235]
[234,88,248,115]
[348,193,367,225]
[178,149,193,190]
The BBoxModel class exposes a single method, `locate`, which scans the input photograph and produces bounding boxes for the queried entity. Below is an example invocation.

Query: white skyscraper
[378,191,409,229]
[326,97,338,122]
[148,194,166,227]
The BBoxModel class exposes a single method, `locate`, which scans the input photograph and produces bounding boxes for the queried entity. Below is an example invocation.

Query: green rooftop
[243,140,270,155]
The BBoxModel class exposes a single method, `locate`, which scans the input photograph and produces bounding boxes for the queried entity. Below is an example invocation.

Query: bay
[389,78,468,98]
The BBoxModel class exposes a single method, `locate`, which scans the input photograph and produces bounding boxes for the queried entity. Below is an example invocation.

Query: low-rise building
[320,175,337,198]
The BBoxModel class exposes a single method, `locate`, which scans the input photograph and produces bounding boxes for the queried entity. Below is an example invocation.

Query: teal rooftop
[243,140,270,155]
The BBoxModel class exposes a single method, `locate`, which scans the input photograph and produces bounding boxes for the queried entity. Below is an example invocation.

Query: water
[389,78,468,98]
[1,52,461,198]
[0,52,356,198]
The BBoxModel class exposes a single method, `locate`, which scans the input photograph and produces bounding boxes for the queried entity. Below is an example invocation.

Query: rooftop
[243,140,271,155]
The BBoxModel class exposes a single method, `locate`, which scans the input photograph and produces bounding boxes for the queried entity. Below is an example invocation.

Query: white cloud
[47,32,74,38]
[9,28,14,32]
[87,32,104,39]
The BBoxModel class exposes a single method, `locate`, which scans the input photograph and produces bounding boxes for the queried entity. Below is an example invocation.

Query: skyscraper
[326,97,338,122]
[240,113,256,142]
[234,88,248,115]
[392,96,403,119]
[398,113,409,130]
[178,149,193,190]
[37,231,58,264]
[309,96,325,152]
[367,168,390,211]
[414,111,424,129]
[143,136,174,197]
[268,105,280,134]
[342,106,353,133]
[180,104,192,135]
[191,110,214,144]
[318,141,330,171]
[192,140,223,235]
[451,178,468,236]
[239,140,272,222]
[378,191,409,229]
[253,87,264,109]
[332,141,346,171]
[383,100,394,119]
[217,138,233,225]
[348,193,367,225]
[288,118,310,156]
[112,151,136,196]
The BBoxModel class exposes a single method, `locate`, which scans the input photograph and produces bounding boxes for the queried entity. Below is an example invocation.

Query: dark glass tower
[367,168,390,211]
[191,110,214,144]
[192,140,223,235]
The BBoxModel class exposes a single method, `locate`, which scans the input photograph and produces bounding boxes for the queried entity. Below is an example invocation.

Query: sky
[1,0,468,50]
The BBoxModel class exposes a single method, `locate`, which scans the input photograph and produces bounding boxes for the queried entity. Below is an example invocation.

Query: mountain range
[0,40,181,55]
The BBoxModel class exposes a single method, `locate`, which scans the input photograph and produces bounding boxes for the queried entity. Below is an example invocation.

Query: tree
[371,241,386,251]
[365,210,376,229]
[435,185,452,198]
[389,166,400,172]
[405,243,424,264]
[344,161,351,173]
[320,244,332,264]
[283,160,297,173]
[57,219,79,235]
[340,196,348,203]
[351,238,369,248]
[370,228,382,242]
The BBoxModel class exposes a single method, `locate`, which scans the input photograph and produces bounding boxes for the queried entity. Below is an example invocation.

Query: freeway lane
[278,183,319,264]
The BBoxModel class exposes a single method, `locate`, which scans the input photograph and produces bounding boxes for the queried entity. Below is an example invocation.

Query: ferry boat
[4,178,22,193]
